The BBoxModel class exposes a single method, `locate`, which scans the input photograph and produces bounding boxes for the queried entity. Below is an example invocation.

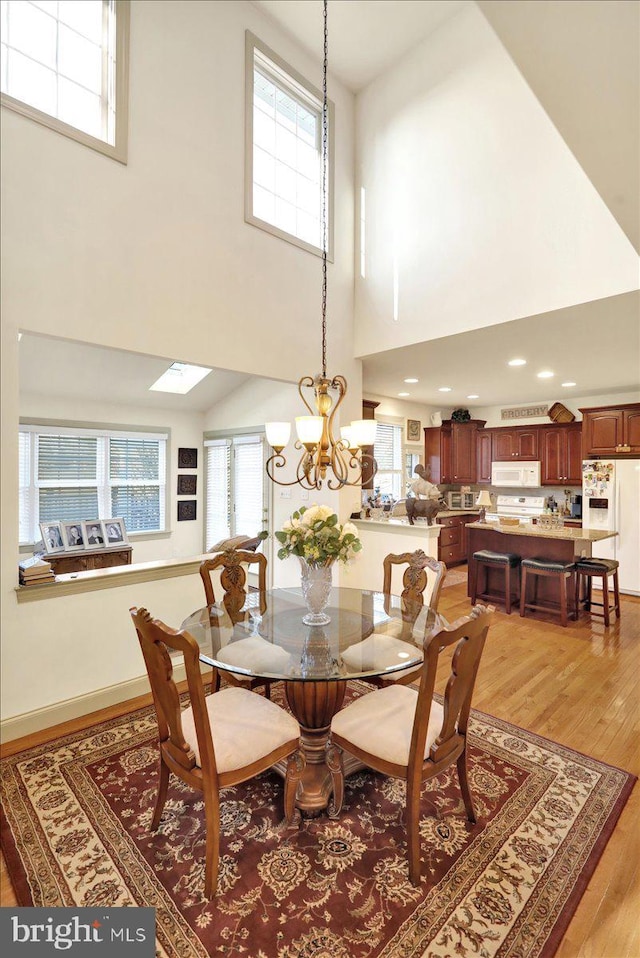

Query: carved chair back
[200,549,267,621]
[131,607,216,781]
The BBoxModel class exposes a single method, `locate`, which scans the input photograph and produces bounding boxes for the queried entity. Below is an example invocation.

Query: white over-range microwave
[491,461,541,488]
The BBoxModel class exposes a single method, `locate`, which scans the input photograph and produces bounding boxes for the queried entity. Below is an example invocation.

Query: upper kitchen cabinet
[361,399,379,490]
[580,403,640,456]
[540,424,583,485]
[424,420,486,484]
[491,427,539,461]
[476,430,493,484]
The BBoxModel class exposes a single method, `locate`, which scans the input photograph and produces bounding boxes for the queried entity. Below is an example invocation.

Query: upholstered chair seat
[180,685,299,770]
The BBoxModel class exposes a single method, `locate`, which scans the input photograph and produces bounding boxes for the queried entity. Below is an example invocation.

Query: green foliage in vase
[274,505,362,566]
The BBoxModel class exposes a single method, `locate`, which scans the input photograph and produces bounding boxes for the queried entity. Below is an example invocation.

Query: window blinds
[19,425,167,544]
[205,435,266,551]
[374,422,403,498]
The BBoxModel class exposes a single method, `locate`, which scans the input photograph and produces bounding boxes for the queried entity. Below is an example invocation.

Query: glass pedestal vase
[299,559,333,626]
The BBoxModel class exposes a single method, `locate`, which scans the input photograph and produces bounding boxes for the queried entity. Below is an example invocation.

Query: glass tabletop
[180,586,439,682]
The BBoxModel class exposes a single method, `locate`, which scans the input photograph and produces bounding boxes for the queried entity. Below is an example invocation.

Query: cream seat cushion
[331,685,444,766]
[216,636,292,675]
[181,686,299,771]
[340,632,422,675]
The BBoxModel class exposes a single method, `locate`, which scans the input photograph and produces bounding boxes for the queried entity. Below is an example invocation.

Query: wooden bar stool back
[470,549,521,614]
[574,557,621,626]
[519,557,577,628]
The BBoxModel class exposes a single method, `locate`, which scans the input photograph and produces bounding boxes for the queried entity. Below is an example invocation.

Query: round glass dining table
[181,586,438,815]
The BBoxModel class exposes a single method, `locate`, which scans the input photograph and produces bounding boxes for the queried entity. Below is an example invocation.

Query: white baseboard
[0,665,187,745]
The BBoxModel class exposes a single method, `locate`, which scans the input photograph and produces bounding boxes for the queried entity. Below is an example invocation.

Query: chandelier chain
[321,0,328,379]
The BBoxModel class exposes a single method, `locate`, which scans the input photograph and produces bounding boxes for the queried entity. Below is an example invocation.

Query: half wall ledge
[15,554,211,603]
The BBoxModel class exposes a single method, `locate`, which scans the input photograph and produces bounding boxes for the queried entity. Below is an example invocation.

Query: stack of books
[19,556,55,587]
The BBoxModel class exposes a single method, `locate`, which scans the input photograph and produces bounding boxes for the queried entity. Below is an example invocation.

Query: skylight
[149,363,212,395]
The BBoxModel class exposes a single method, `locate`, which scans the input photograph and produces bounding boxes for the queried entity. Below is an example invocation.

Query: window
[205,434,267,550]
[19,424,167,544]
[374,422,403,499]
[1,0,129,162]
[245,31,334,257]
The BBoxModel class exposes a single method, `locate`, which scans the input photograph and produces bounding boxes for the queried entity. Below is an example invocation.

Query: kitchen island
[466,520,618,611]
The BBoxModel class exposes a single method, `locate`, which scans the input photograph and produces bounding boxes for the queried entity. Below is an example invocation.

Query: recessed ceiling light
[404,378,418,384]
[561,381,576,388]
[467,394,479,399]
[149,362,212,394]
[398,391,410,397]
[508,358,527,367]
[438,386,452,392]
[537,370,554,379]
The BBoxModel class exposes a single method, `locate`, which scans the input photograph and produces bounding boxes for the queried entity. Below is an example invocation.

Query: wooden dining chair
[131,607,304,899]
[330,605,492,886]
[369,550,447,688]
[199,549,272,697]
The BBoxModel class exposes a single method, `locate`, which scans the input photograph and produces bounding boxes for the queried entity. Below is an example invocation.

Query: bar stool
[574,557,621,627]
[471,550,521,614]
[520,557,577,628]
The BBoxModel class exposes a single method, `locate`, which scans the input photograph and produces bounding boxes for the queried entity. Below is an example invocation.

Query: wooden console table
[47,547,132,576]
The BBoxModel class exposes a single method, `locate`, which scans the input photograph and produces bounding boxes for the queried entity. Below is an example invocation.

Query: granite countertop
[467,521,617,542]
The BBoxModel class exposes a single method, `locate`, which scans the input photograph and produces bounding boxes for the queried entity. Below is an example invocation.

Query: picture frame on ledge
[40,522,65,555]
[61,521,86,551]
[84,520,106,548]
[406,419,421,442]
[178,447,198,469]
[104,517,128,547]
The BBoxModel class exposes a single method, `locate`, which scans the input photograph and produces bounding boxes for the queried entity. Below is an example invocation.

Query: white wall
[20,393,206,561]
[364,392,452,446]
[354,3,639,356]
[1,0,356,729]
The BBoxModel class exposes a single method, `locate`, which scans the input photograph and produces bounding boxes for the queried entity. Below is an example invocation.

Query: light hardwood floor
[2,579,638,957]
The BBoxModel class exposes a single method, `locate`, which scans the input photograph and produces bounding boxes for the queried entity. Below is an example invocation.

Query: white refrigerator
[582,459,640,595]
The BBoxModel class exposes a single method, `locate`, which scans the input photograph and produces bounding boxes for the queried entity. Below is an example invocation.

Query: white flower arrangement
[275,505,362,567]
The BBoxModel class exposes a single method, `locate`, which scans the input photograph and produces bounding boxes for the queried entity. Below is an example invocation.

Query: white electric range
[485,495,546,524]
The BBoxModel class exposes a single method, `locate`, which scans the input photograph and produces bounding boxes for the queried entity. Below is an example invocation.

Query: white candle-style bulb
[265,421,291,449]
[295,416,323,445]
[350,419,378,447]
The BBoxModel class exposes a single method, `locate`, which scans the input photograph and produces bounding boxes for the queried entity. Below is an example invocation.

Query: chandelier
[265,0,377,490]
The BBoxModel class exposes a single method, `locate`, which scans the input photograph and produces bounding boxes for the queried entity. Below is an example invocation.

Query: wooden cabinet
[580,403,640,456]
[48,547,132,575]
[424,420,486,484]
[476,430,493,483]
[437,514,475,566]
[491,427,539,461]
[361,399,379,489]
[540,424,582,485]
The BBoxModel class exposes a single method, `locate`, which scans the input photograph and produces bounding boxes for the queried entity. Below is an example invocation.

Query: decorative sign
[501,405,548,420]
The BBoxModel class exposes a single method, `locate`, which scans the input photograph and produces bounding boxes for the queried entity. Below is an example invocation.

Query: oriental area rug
[1,683,634,958]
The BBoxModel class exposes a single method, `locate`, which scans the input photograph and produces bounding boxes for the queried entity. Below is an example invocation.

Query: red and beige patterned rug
[1,683,634,958]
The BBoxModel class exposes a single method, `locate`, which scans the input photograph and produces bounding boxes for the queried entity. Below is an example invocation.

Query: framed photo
[40,521,65,554]
[406,419,421,442]
[178,447,198,469]
[177,474,197,496]
[177,499,197,521]
[104,517,128,547]
[61,521,86,552]
[83,520,106,548]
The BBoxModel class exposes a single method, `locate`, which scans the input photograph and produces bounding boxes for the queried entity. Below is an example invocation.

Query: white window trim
[203,427,269,552]
[1,0,130,164]
[244,30,335,261]
[19,418,169,545]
